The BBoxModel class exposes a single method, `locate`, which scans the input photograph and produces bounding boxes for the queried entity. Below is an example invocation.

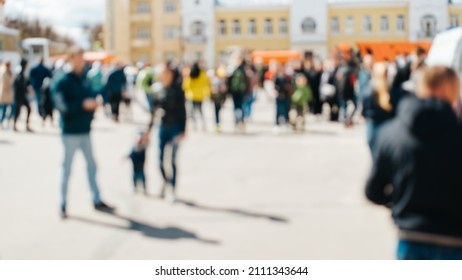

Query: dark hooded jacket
[366,96,462,238]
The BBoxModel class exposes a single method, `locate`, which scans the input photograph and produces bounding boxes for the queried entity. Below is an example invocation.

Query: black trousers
[14,99,31,124]
[110,93,122,120]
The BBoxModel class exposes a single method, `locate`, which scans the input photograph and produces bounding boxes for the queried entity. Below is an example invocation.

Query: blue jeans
[339,97,357,122]
[276,98,289,125]
[0,103,14,123]
[366,120,382,154]
[243,93,254,120]
[398,240,462,260]
[60,134,102,208]
[159,125,182,188]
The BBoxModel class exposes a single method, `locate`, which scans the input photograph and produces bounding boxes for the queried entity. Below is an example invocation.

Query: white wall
[290,0,328,57]
[181,0,215,67]
[409,0,449,41]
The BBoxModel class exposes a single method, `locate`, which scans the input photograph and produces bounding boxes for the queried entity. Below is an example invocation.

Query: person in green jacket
[291,74,313,131]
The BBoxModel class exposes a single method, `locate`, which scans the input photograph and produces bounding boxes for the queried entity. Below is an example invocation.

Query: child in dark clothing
[129,130,150,195]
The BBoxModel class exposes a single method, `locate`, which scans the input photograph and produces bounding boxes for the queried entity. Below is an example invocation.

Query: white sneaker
[272,126,281,135]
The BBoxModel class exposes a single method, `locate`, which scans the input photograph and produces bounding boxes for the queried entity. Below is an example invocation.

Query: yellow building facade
[105,0,462,66]
[214,7,291,64]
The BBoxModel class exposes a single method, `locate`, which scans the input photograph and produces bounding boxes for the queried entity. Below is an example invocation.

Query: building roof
[0,24,19,36]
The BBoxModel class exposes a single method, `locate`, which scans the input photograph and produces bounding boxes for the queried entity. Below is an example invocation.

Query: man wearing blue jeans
[53,47,114,219]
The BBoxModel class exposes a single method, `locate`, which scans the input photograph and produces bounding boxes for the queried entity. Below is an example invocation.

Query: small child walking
[291,74,313,131]
[129,130,150,195]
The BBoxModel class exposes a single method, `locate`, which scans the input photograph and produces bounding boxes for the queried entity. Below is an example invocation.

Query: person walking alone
[13,60,32,132]
[52,47,114,219]
[107,63,127,122]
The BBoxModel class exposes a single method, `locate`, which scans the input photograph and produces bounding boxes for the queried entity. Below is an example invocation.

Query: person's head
[416,66,460,106]
[295,74,307,87]
[372,62,392,112]
[363,54,374,71]
[190,62,201,79]
[20,59,28,72]
[67,46,85,75]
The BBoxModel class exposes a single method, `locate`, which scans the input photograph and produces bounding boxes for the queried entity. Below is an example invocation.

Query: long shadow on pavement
[70,213,220,245]
[176,199,289,224]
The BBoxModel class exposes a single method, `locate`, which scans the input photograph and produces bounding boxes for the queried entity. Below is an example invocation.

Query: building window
[136,1,150,13]
[421,14,437,37]
[331,17,339,34]
[248,19,257,35]
[451,14,459,27]
[279,18,288,34]
[380,16,389,32]
[137,27,150,39]
[191,21,205,37]
[397,15,405,32]
[363,16,372,33]
[264,18,273,34]
[218,20,226,35]
[164,1,176,13]
[164,26,178,39]
[346,16,354,34]
[232,19,241,35]
[301,17,316,34]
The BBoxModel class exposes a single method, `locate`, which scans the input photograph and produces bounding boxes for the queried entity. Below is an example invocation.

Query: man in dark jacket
[53,47,114,219]
[366,66,462,260]
[30,58,52,114]
[106,64,127,122]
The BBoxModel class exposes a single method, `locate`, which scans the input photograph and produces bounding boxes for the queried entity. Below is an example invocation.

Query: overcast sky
[4,0,105,47]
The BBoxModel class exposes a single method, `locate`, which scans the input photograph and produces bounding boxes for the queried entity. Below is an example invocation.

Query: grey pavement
[0,95,395,259]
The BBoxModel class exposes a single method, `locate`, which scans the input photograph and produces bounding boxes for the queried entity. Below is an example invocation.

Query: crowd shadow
[175,199,289,224]
[69,212,219,245]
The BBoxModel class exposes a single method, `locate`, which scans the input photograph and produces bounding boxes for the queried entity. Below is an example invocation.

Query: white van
[427,27,462,70]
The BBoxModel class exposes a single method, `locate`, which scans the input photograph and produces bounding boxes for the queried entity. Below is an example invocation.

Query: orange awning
[83,52,116,64]
[252,50,302,65]
[356,42,432,62]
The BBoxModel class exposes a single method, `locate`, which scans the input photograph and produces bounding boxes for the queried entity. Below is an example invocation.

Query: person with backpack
[228,58,250,133]
[182,61,210,131]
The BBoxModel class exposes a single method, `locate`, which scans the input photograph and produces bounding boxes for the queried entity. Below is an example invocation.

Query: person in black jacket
[365,66,462,260]
[13,59,32,132]
[157,63,187,203]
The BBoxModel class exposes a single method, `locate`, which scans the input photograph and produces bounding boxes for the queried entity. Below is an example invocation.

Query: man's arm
[365,135,394,206]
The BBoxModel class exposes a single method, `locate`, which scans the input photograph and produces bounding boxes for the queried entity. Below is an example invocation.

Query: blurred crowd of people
[5,43,462,260]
